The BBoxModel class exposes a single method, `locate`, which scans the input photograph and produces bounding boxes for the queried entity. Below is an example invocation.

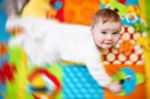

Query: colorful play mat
[1,0,150,99]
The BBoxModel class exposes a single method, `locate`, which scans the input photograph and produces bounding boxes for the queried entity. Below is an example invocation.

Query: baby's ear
[90,25,94,32]
[90,28,93,34]
[90,26,96,35]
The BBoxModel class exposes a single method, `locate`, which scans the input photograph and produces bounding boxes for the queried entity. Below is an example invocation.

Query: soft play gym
[0,0,150,99]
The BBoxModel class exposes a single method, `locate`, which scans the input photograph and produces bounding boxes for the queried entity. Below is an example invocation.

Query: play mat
[0,0,150,99]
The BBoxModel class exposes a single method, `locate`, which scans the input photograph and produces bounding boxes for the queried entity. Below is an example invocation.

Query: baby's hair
[92,9,121,27]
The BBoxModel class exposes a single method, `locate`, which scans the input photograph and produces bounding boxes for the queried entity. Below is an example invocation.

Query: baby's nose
[107,34,113,40]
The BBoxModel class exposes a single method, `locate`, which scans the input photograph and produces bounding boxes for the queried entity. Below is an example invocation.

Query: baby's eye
[101,31,107,34]
[112,32,119,35]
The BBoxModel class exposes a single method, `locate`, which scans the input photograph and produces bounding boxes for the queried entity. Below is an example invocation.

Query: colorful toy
[5,47,62,99]
[108,1,128,15]
[112,68,144,96]
[0,43,8,57]
[99,0,115,5]
[27,68,61,99]
[118,40,134,56]
[22,0,57,18]
[136,37,150,99]
[100,1,141,26]
[0,62,16,84]
[1,0,148,99]
[16,49,28,99]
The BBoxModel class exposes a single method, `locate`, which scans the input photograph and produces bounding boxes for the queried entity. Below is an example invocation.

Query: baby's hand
[105,82,122,94]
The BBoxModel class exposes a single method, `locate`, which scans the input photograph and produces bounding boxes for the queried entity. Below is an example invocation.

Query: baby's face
[91,21,121,49]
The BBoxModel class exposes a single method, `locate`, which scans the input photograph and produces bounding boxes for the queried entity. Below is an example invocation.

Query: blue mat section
[0,0,9,66]
[0,0,9,98]
[62,66,104,99]
[0,11,9,43]
[0,84,5,99]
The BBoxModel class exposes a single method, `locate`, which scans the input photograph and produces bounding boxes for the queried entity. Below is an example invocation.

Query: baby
[6,9,122,93]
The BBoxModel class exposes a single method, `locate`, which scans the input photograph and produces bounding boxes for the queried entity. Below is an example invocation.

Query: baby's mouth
[104,42,113,45]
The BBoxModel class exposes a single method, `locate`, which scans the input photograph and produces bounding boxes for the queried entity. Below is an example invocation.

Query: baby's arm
[85,59,122,93]
[86,60,111,87]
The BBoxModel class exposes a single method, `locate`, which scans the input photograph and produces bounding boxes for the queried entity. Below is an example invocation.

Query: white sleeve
[84,52,111,87]
[86,61,111,87]
[80,35,112,87]
[9,33,56,66]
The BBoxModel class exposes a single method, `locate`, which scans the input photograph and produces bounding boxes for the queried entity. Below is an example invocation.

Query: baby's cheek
[96,39,102,44]
[112,41,119,47]
[113,37,120,43]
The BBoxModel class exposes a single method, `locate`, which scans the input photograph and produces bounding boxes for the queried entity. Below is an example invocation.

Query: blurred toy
[0,62,16,83]
[22,0,57,18]
[0,43,8,57]
[136,37,150,99]
[100,1,140,26]
[136,36,150,50]
[99,1,128,15]
[99,0,114,5]
[112,68,144,96]
[127,5,139,15]
[119,40,134,56]
[27,68,61,99]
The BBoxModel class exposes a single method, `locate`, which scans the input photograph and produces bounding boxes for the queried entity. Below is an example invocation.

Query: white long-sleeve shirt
[6,17,111,87]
